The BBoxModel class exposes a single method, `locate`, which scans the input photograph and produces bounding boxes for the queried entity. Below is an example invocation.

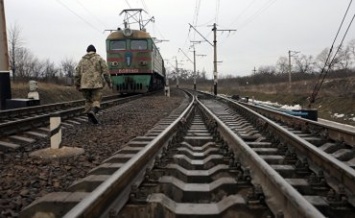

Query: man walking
[75,44,112,124]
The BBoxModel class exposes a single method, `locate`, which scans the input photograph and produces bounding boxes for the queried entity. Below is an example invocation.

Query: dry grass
[181,77,355,126]
[9,79,355,126]
[10,81,113,105]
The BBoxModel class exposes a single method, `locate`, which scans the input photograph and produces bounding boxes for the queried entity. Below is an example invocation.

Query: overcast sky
[4,0,355,78]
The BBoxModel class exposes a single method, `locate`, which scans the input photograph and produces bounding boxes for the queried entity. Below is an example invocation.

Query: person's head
[86,44,96,53]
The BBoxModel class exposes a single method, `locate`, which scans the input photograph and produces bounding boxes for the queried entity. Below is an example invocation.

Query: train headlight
[123,28,133,36]
[140,61,148,66]
[111,61,119,67]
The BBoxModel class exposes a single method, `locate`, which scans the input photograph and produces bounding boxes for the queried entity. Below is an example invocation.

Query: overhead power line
[75,0,108,28]
[215,0,220,23]
[308,0,354,108]
[55,0,102,33]
[140,0,150,14]
[124,0,132,8]
[237,0,278,30]
[229,0,257,27]
[322,0,353,71]
[193,0,201,27]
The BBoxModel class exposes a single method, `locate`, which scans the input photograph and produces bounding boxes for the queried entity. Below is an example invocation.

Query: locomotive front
[106,28,165,94]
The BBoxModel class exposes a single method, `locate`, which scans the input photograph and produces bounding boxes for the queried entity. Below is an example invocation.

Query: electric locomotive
[106,10,166,94]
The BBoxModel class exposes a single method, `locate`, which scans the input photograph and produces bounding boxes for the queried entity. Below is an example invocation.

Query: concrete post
[50,113,62,149]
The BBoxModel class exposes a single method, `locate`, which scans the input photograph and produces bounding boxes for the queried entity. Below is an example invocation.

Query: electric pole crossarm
[188,23,213,46]
[178,48,193,64]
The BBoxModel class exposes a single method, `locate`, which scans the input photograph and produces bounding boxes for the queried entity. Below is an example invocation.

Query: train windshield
[131,40,148,50]
[110,41,126,50]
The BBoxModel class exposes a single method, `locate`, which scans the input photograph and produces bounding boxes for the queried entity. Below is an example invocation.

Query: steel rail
[217,96,355,194]
[239,99,355,147]
[240,103,355,192]
[196,97,326,218]
[0,94,121,121]
[63,93,195,218]
[0,94,142,138]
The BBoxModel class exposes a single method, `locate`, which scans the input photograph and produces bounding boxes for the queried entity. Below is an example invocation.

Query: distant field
[180,77,355,126]
[9,79,355,126]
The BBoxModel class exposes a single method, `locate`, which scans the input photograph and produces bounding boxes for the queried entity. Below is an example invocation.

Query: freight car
[106,10,166,94]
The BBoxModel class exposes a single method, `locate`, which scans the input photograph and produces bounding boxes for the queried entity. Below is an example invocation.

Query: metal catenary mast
[189,23,235,95]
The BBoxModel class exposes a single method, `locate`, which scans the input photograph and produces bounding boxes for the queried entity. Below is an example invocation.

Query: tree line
[8,24,77,84]
[8,24,355,86]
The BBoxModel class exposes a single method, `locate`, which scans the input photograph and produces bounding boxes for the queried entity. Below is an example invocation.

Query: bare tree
[60,57,77,77]
[258,65,276,74]
[8,23,24,79]
[15,47,36,78]
[335,44,353,70]
[314,48,331,73]
[42,59,58,81]
[349,39,355,61]
[276,56,288,74]
[60,57,77,85]
[31,59,44,78]
[294,54,314,74]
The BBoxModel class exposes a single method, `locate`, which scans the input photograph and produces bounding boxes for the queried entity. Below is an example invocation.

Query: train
[106,23,166,94]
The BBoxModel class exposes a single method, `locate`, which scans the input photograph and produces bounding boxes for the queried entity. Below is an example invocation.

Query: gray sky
[4,0,355,78]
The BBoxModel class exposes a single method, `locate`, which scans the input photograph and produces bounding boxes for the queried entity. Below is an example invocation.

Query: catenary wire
[215,0,220,24]
[237,0,278,30]
[321,0,353,71]
[54,0,103,33]
[229,0,257,27]
[75,0,108,28]
[308,0,354,106]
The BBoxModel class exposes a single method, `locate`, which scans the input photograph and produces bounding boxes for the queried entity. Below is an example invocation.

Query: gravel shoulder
[0,89,186,217]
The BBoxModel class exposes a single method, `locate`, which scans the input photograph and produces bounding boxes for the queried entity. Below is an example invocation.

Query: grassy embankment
[9,78,355,126]
[181,77,355,126]
[10,82,114,105]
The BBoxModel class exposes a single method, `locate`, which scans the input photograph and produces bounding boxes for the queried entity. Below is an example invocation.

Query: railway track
[0,94,121,123]
[18,91,355,217]
[0,94,143,151]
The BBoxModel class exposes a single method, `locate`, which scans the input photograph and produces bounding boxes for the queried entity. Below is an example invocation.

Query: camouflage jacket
[75,52,111,89]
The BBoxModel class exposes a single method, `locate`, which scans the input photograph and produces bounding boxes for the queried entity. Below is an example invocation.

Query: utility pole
[179,45,206,91]
[253,67,257,74]
[190,41,205,91]
[163,59,172,97]
[190,41,201,91]
[193,48,196,90]
[0,0,9,71]
[288,50,300,90]
[189,23,235,95]
[212,23,218,95]
[175,57,179,88]
[212,23,236,95]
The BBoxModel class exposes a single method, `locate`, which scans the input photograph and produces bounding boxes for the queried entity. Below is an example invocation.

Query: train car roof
[106,29,152,40]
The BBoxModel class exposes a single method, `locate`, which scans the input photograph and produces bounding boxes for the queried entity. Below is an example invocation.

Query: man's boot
[93,106,100,114]
[87,111,99,124]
